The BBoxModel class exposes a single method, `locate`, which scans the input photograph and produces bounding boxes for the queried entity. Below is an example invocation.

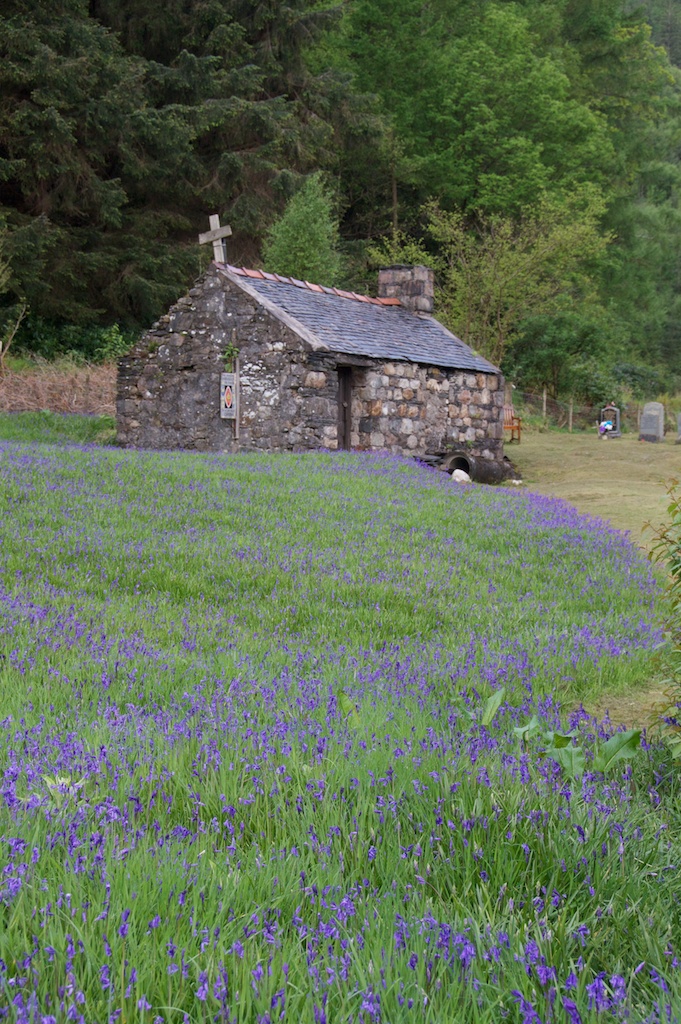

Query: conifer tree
[0,0,372,332]
[263,174,343,285]
[0,0,202,324]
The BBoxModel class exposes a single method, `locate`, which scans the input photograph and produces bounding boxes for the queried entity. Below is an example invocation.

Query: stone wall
[117,266,504,460]
[117,267,340,452]
[352,363,504,461]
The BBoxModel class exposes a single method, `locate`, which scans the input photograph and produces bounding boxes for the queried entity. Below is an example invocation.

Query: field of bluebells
[0,439,680,1024]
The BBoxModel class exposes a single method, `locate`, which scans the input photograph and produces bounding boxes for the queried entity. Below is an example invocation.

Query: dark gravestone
[639,401,664,443]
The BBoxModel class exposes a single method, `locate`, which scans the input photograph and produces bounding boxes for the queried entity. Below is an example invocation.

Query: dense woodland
[2,0,681,400]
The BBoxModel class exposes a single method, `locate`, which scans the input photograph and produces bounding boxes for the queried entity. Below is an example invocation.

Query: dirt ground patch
[588,686,670,730]
[514,430,680,727]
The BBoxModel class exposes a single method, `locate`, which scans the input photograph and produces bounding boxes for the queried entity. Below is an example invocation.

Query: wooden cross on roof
[198,214,232,263]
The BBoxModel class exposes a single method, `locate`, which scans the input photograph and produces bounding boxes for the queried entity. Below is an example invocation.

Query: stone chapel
[116,263,505,460]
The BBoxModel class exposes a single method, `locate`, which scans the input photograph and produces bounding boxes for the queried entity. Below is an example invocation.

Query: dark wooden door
[338,367,352,450]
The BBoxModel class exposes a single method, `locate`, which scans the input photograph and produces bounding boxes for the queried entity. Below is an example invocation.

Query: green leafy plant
[338,689,361,727]
[647,482,681,756]
[513,714,540,745]
[593,730,642,772]
[549,742,586,778]
[14,317,134,363]
[513,718,641,778]
[223,337,239,371]
[41,774,87,811]
[481,686,505,727]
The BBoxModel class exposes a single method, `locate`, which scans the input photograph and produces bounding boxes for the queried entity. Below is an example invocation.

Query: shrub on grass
[648,482,681,754]
[14,317,134,363]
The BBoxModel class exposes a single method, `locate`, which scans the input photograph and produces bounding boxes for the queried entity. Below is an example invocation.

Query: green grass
[0,443,677,1022]
[515,430,681,541]
[0,410,116,445]
[0,445,657,703]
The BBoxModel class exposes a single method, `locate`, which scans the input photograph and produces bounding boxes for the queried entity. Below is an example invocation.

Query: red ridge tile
[223,264,391,305]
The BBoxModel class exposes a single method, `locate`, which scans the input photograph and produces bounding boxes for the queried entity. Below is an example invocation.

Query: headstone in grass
[676,412,681,444]
[639,401,664,443]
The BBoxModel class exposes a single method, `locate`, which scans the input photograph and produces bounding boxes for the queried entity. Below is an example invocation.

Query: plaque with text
[220,372,237,420]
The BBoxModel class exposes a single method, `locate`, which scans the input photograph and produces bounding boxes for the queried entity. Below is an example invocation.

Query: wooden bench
[504,403,522,443]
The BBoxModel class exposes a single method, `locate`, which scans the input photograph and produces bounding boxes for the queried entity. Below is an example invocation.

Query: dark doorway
[338,366,352,450]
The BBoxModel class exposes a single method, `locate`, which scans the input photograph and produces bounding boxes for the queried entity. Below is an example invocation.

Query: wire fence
[512,389,680,435]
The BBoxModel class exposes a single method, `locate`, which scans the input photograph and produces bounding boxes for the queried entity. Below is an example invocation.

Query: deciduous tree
[429,193,609,366]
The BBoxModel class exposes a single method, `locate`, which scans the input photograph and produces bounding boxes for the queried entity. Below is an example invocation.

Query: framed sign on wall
[220,372,237,420]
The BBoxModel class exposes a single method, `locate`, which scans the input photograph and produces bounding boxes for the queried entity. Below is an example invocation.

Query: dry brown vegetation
[0,360,116,416]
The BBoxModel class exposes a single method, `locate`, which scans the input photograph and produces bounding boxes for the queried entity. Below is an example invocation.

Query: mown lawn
[0,437,679,1023]
[515,430,681,542]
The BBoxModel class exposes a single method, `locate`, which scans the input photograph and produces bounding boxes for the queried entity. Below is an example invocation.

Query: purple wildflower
[562,997,582,1024]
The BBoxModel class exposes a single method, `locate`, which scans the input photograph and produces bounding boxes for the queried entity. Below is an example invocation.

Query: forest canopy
[1,0,680,395]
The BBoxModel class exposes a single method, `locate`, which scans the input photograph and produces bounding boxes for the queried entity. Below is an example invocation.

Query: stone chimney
[377,265,434,313]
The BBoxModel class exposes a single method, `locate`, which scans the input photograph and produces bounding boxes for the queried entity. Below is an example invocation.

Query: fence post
[568,397,573,433]
[542,387,547,426]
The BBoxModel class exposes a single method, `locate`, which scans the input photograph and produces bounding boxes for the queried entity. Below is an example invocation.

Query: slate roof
[219,265,498,374]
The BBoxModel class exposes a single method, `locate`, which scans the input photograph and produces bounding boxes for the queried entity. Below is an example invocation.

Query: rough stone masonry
[352,363,502,457]
[117,264,505,459]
